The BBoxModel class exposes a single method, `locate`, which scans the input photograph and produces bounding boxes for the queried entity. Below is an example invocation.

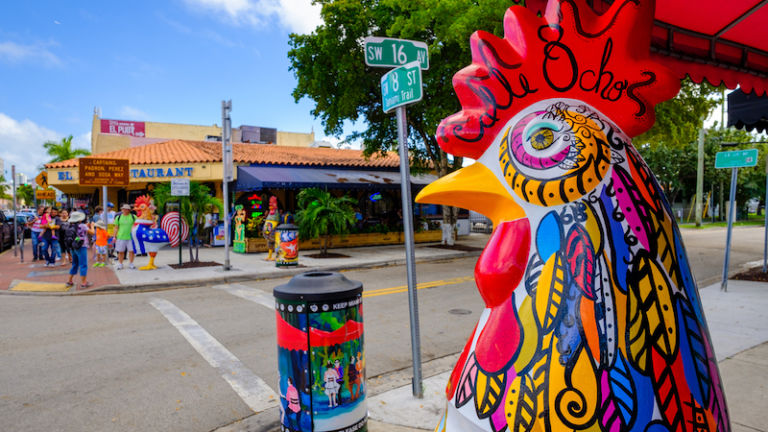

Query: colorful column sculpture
[264,196,281,261]
[416,1,729,431]
[233,205,246,253]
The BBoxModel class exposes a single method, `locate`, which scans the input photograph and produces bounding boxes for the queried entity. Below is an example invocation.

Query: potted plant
[296,188,356,257]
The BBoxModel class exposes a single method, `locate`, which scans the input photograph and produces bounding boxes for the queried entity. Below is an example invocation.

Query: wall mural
[416,1,729,431]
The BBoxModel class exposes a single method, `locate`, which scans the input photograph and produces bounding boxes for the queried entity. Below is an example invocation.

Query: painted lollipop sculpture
[160,211,189,248]
[416,1,729,431]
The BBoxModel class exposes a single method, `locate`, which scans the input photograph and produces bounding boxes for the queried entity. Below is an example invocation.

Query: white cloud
[183,0,322,34]
[0,113,89,179]
[0,41,62,67]
[118,106,151,121]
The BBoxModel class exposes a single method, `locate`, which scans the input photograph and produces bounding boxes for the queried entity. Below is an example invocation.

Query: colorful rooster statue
[131,195,169,271]
[416,1,729,431]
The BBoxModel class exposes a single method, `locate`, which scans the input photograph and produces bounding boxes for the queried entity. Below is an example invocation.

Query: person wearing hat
[65,211,95,289]
[113,204,137,270]
[93,220,110,267]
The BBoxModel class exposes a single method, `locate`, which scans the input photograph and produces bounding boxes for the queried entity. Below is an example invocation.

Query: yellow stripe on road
[363,275,474,298]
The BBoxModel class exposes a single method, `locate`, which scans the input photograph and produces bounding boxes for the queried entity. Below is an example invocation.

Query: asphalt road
[0,225,764,431]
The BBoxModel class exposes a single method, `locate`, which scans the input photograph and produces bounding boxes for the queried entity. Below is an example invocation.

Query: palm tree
[17,184,34,206]
[296,188,356,256]
[153,182,223,263]
[0,175,10,201]
[43,135,90,163]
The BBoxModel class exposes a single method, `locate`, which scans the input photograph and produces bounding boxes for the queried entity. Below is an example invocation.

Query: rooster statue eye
[525,122,559,150]
[499,102,613,207]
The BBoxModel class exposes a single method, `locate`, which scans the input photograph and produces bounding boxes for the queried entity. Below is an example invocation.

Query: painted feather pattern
[420,5,729,428]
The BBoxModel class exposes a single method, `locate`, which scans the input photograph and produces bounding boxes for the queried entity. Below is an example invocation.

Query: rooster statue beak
[415,163,525,227]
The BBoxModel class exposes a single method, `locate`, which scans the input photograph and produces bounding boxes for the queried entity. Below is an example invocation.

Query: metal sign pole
[722,167,738,291]
[12,165,18,257]
[222,100,232,271]
[178,209,182,266]
[396,105,423,398]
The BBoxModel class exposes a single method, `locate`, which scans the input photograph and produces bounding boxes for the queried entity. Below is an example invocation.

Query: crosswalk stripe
[212,283,275,309]
[148,297,278,413]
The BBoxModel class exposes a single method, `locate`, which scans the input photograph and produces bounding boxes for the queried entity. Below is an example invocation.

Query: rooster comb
[438,0,679,159]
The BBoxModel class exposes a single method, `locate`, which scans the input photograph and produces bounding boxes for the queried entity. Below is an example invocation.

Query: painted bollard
[274,272,366,432]
[276,221,299,267]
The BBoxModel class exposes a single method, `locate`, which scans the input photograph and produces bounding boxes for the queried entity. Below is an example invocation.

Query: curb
[2,249,482,296]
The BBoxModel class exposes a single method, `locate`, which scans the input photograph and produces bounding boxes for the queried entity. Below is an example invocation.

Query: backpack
[61,223,83,249]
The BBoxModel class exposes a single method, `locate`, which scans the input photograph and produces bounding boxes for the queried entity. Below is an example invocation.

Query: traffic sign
[36,189,56,200]
[364,37,429,70]
[171,178,190,196]
[35,172,48,188]
[715,149,759,169]
[381,61,422,113]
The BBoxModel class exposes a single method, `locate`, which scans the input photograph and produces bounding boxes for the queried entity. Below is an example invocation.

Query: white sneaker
[128,263,136,270]
[116,263,123,270]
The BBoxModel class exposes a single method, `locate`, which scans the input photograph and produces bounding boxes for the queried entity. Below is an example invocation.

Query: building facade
[90,109,316,155]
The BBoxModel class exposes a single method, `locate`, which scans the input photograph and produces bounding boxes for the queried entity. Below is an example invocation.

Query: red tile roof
[45,140,401,169]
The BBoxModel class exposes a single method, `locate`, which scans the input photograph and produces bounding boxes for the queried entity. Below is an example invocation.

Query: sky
[0,0,337,179]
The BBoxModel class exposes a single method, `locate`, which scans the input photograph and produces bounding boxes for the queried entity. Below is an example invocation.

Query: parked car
[0,212,16,250]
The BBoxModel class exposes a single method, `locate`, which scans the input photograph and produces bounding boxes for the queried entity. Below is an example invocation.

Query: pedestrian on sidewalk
[65,211,94,289]
[93,220,109,267]
[40,207,62,267]
[113,204,136,270]
[28,206,45,261]
[58,209,73,266]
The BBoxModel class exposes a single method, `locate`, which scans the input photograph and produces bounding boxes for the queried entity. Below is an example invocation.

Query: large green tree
[43,135,90,163]
[0,175,10,201]
[288,0,512,225]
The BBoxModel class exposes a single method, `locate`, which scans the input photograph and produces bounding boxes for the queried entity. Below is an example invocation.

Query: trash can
[275,219,299,267]
[274,272,366,432]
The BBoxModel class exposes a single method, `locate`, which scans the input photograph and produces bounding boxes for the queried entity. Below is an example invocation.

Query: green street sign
[364,37,429,70]
[381,62,422,113]
[715,149,759,169]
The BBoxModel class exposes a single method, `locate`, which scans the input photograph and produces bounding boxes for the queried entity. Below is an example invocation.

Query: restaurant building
[45,139,437,224]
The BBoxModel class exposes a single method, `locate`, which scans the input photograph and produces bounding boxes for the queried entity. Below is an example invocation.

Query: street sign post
[715,149,758,291]
[381,61,422,113]
[364,37,429,70]
[715,148,758,169]
[171,178,190,196]
[375,52,426,397]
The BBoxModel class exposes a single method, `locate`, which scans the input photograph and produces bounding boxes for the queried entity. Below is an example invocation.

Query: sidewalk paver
[0,242,120,293]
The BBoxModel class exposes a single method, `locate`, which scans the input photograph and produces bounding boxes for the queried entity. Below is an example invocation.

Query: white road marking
[148,297,278,412]
[212,283,275,309]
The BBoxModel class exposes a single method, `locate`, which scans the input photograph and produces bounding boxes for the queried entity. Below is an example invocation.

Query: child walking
[93,220,109,267]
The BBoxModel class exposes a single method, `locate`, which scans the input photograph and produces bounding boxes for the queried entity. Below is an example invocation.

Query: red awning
[526,0,768,95]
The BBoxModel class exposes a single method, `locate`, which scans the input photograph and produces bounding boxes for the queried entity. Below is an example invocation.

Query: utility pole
[222,100,233,271]
[695,128,705,227]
